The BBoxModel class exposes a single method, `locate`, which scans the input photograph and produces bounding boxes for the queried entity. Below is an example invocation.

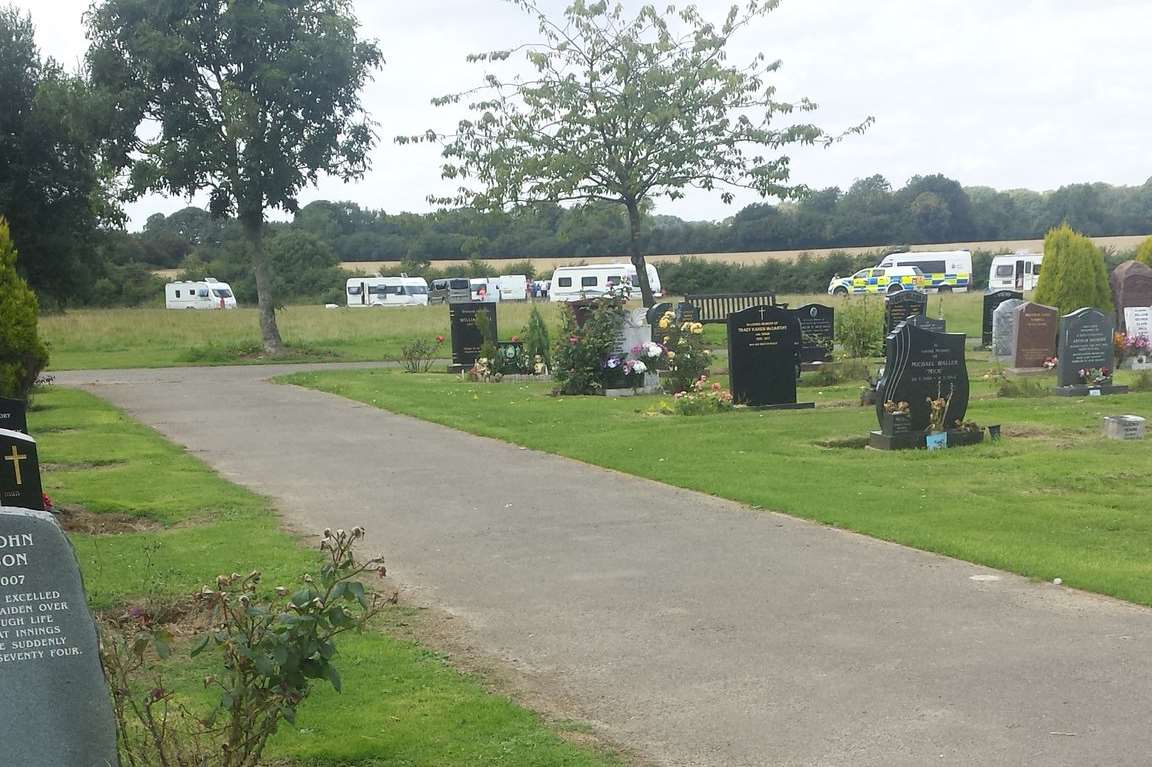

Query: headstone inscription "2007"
[0,430,119,766]
[982,290,1023,348]
[449,302,498,370]
[726,305,812,409]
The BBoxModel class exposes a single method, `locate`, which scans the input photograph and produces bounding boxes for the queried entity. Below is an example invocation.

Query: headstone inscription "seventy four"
[793,303,835,364]
[1011,301,1059,369]
[874,323,970,433]
[448,302,498,370]
[883,291,927,335]
[726,305,813,409]
[982,290,1023,348]
[0,430,118,766]
[0,397,28,434]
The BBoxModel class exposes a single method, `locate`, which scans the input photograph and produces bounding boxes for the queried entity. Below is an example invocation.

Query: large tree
[404,0,869,306]
[87,0,382,351]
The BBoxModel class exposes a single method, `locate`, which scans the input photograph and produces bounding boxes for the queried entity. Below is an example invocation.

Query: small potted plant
[881,399,911,436]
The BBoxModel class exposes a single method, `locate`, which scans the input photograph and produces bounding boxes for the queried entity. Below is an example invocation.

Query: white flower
[632,360,648,374]
[644,342,663,358]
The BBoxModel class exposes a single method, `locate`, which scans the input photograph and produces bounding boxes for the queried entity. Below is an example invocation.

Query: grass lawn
[31,387,623,767]
[282,364,1152,608]
[39,291,976,370]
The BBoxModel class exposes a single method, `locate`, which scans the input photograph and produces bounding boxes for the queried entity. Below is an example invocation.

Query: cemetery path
[58,364,1152,767]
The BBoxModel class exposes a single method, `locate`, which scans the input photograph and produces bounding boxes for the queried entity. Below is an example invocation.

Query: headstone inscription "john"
[726,305,812,409]
[982,290,1023,348]
[448,302,498,370]
[0,429,119,766]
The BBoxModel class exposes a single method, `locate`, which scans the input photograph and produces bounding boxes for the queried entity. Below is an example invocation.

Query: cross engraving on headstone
[5,445,28,486]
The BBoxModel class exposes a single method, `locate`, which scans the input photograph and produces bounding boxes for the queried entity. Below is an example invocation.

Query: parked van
[470,278,500,302]
[165,278,237,309]
[988,252,1043,292]
[495,274,530,301]
[346,276,428,307]
[549,263,662,302]
[827,266,925,296]
[876,250,972,292]
[429,278,472,304]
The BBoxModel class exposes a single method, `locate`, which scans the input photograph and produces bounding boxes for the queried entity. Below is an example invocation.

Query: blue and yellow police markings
[922,272,970,290]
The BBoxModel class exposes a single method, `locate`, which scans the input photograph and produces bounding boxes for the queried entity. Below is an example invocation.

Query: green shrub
[653,310,711,394]
[522,305,552,366]
[0,218,49,398]
[552,295,627,395]
[1034,223,1112,313]
[835,297,885,358]
[1135,235,1152,268]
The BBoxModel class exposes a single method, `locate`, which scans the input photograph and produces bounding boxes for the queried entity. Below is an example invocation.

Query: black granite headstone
[449,302,498,369]
[726,305,812,409]
[1,429,42,512]
[1056,308,1115,388]
[646,302,673,326]
[0,508,119,766]
[884,291,927,335]
[675,302,701,322]
[0,397,28,434]
[982,290,1023,348]
[907,314,946,334]
[792,304,835,363]
[874,323,970,432]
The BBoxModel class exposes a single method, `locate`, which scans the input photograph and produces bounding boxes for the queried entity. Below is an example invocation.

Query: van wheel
[833,287,848,297]
[937,285,952,294]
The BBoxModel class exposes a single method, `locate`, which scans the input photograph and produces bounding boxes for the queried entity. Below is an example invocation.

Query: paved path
[58,365,1152,767]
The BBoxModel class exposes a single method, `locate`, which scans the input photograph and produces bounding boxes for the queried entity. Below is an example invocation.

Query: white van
[549,263,662,302]
[495,274,529,301]
[988,252,1043,292]
[876,250,972,293]
[165,278,237,309]
[469,278,500,302]
[346,276,429,307]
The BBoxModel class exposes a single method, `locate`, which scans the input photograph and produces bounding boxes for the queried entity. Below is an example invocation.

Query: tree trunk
[242,211,284,354]
[625,199,654,307]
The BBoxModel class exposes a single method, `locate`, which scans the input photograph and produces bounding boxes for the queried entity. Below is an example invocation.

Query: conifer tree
[1135,235,1152,268]
[0,217,49,398]
[1034,223,1112,314]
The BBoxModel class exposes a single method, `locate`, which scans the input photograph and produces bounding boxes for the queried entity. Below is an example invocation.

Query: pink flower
[511,335,520,343]
[435,335,445,344]
[569,336,579,345]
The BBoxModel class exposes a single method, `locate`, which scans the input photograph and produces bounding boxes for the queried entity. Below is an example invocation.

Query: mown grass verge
[33,387,624,767]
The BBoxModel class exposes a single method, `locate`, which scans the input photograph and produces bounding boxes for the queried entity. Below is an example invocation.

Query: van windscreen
[449,279,470,289]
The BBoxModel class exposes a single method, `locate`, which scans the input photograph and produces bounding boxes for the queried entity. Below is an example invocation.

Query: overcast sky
[11,0,1152,230]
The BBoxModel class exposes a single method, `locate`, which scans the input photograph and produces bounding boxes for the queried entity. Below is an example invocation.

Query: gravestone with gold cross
[0,428,42,511]
[0,397,27,434]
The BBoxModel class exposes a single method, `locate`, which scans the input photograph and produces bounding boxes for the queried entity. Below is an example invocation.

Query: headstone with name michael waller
[0,397,28,434]
[0,428,119,766]
[726,305,814,409]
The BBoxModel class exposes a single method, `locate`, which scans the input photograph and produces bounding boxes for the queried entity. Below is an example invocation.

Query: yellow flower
[658,318,670,329]
[691,322,704,334]
[680,322,692,332]
[663,311,675,321]
[663,336,670,344]
[666,351,676,360]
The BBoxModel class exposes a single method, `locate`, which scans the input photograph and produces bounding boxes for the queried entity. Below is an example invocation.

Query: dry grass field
[339,233,1150,275]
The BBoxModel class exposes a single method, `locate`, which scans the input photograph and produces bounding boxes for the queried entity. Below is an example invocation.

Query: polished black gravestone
[884,291,927,335]
[793,304,835,364]
[907,314,946,333]
[1,429,42,511]
[870,323,979,450]
[0,428,118,766]
[726,305,814,409]
[675,302,701,322]
[982,290,1023,348]
[1054,308,1128,396]
[449,302,498,371]
[0,397,28,434]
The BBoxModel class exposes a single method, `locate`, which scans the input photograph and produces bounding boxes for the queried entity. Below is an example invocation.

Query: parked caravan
[165,278,237,309]
[345,276,429,307]
[549,263,662,302]
[988,252,1043,292]
[495,274,530,301]
[876,250,972,293]
[429,278,472,304]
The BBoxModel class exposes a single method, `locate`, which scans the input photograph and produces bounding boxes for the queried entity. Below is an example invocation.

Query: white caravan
[876,250,972,293]
[345,276,429,307]
[495,274,530,301]
[988,252,1043,292]
[165,278,237,309]
[549,263,663,302]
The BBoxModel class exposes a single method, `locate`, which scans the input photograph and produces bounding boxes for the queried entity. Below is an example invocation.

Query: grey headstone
[1056,308,1115,387]
[0,507,118,766]
[992,298,1026,362]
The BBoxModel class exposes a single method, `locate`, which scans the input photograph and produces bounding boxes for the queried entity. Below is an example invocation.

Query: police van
[827,266,925,296]
[876,250,972,293]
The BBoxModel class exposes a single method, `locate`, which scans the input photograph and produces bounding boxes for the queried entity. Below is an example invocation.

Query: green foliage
[1136,235,1152,268]
[522,306,552,366]
[1034,223,1113,313]
[834,297,885,358]
[397,336,445,374]
[473,308,498,363]
[653,312,712,394]
[0,218,49,397]
[553,296,628,395]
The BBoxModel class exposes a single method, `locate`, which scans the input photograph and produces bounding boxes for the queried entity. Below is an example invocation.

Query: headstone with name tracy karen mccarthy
[884,291,927,335]
[0,397,28,434]
[726,305,813,409]
[982,290,1023,348]
[1055,307,1128,395]
[792,303,835,364]
[1011,301,1059,369]
[991,298,1026,363]
[448,302,498,371]
[0,430,119,766]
